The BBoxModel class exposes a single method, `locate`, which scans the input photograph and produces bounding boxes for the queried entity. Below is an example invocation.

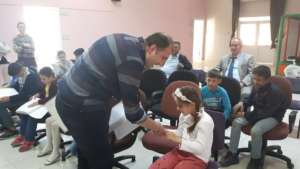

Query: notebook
[0,88,18,97]
[16,99,48,119]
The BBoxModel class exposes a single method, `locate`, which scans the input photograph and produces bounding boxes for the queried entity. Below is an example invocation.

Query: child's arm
[175,114,184,137]
[166,131,181,144]
[180,120,214,156]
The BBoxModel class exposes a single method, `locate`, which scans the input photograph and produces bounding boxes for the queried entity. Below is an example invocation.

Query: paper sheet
[0,88,18,97]
[16,99,48,119]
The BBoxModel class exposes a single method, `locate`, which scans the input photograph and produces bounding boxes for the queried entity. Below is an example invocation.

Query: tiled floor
[0,129,300,169]
[0,94,299,169]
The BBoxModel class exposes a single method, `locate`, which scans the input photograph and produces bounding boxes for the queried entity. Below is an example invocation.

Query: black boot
[247,158,263,169]
[219,151,239,167]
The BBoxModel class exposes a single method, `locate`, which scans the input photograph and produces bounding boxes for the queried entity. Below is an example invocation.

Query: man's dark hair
[145,32,173,50]
[173,41,181,47]
[73,48,84,57]
[253,65,271,79]
[39,67,55,78]
[207,69,222,79]
[8,62,23,76]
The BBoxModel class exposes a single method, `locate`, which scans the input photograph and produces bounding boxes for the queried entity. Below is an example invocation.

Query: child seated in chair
[201,69,231,123]
[11,67,56,152]
[0,63,42,140]
[149,86,214,169]
[220,65,290,169]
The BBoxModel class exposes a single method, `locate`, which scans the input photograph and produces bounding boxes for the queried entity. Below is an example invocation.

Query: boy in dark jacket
[0,62,42,140]
[220,65,289,169]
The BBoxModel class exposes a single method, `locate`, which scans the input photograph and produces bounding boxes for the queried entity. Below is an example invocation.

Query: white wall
[199,0,232,70]
[0,0,205,63]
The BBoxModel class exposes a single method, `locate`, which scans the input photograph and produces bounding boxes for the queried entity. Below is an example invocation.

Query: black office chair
[168,70,199,85]
[218,76,241,145]
[192,69,206,86]
[111,127,142,169]
[286,77,300,137]
[140,69,167,111]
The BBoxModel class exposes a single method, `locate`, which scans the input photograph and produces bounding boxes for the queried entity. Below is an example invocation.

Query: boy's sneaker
[219,151,239,167]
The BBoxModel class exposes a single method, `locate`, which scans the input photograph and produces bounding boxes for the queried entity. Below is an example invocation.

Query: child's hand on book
[28,101,39,107]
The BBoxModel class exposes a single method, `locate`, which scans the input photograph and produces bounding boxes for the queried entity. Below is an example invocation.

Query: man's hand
[152,122,166,136]
[140,117,166,136]
[166,130,181,144]
[235,111,245,118]
[0,97,9,102]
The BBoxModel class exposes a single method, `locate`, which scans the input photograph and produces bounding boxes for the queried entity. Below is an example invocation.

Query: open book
[16,99,48,119]
[0,88,18,97]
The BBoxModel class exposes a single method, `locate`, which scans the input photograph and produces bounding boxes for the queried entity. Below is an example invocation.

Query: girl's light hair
[174,86,202,133]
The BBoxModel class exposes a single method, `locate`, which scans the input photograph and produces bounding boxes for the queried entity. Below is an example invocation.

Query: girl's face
[174,97,196,116]
[40,75,54,85]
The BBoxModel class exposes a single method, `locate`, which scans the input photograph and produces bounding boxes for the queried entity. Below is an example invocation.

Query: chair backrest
[205,109,225,152]
[270,76,292,107]
[219,76,241,107]
[168,70,199,85]
[161,81,199,119]
[140,69,167,98]
[285,77,300,94]
[191,69,206,85]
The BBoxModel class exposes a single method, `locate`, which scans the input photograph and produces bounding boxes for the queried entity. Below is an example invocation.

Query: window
[193,19,205,62]
[238,16,271,46]
[23,6,62,68]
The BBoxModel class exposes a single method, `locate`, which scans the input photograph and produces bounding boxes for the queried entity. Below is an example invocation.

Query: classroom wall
[0,0,205,62]
[199,0,232,70]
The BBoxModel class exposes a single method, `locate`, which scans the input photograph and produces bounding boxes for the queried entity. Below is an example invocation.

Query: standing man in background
[56,33,172,169]
[13,22,37,68]
[216,38,255,96]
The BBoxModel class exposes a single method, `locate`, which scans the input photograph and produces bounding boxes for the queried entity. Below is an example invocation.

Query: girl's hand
[28,101,39,108]
[30,94,39,100]
[166,131,181,144]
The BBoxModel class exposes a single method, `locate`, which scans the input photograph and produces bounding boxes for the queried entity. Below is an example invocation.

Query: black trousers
[56,95,113,169]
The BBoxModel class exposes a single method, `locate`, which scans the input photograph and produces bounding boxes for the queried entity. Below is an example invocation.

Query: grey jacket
[216,52,255,86]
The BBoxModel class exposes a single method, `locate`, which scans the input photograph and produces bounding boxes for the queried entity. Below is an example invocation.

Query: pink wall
[0,0,205,62]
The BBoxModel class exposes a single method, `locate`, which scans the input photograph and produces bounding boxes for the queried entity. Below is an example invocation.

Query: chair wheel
[132,157,136,162]
[288,163,294,169]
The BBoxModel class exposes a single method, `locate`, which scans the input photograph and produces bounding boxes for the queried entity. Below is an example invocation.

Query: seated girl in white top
[149,86,214,169]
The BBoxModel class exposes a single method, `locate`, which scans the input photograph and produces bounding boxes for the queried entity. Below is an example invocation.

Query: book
[16,99,48,119]
[0,88,18,97]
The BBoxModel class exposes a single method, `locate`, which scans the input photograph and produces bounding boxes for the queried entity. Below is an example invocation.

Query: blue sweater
[201,86,232,120]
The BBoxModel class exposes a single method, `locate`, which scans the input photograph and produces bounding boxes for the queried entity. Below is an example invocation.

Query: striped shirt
[60,34,147,124]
